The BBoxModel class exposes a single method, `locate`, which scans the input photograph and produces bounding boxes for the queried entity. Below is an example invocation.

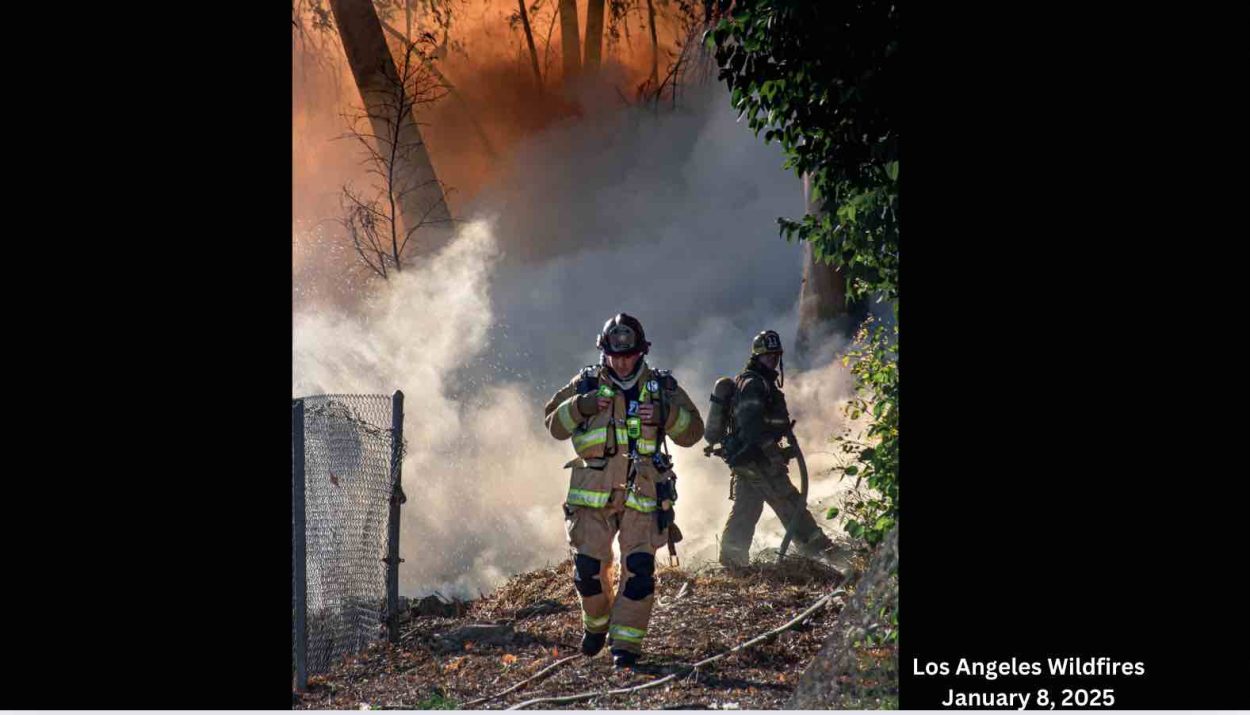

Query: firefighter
[716,330,849,571]
[543,313,704,669]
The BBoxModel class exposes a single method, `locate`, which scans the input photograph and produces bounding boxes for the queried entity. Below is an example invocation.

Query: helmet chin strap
[777,354,784,388]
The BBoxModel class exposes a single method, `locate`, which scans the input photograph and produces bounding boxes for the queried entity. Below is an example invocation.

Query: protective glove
[656,506,674,532]
[575,393,603,417]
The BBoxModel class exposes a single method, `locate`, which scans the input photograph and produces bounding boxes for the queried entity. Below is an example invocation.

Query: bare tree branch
[334,28,453,279]
[462,655,581,708]
[379,19,497,159]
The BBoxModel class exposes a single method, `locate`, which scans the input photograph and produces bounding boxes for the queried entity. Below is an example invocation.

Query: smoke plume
[294,66,866,597]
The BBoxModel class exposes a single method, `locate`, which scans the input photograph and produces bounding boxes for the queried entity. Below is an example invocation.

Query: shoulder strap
[648,368,674,458]
[736,369,772,398]
[575,365,599,395]
[651,368,676,391]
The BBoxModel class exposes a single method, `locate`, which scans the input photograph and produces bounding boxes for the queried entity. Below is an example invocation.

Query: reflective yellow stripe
[637,438,657,454]
[557,401,579,433]
[583,612,610,630]
[616,427,629,444]
[609,624,646,644]
[568,488,611,508]
[670,407,691,438]
[572,427,607,450]
[625,492,656,513]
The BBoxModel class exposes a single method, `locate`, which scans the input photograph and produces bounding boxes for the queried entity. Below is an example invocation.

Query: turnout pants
[565,487,663,655]
[718,460,833,567]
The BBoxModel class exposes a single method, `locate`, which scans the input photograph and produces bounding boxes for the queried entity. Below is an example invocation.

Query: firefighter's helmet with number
[751,330,784,356]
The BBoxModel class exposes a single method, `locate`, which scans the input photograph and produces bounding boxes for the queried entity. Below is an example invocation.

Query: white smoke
[293,83,867,598]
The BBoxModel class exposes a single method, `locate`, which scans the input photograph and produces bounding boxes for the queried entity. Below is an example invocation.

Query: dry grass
[294,556,849,710]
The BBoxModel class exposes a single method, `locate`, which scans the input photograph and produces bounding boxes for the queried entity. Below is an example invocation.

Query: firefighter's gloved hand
[576,393,609,417]
[657,505,674,532]
[726,442,765,468]
[637,403,658,425]
[780,444,799,460]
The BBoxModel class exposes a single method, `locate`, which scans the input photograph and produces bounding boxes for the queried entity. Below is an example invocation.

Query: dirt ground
[294,554,855,710]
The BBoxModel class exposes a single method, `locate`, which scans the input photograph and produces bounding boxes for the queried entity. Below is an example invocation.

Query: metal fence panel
[293,393,402,684]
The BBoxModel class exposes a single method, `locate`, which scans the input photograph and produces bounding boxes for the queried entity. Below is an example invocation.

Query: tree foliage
[705,0,899,303]
[828,317,897,547]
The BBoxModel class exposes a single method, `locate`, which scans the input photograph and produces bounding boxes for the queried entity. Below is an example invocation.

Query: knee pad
[572,554,603,597]
[622,552,655,600]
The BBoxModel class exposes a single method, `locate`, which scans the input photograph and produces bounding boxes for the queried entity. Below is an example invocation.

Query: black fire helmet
[596,313,650,356]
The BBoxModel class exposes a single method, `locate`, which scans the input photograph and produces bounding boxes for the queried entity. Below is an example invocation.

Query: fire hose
[777,420,808,559]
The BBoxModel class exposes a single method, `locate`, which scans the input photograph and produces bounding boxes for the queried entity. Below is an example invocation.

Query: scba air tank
[703,377,737,445]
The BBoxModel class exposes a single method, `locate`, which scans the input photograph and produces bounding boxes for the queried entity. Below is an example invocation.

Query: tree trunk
[518,0,543,89]
[795,173,855,364]
[645,0,659,86]
[330,0,453,258]
[558,0,581,79]
[583,0,605,72]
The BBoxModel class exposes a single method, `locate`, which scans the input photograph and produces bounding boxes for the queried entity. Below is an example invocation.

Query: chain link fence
[788,525,899,709]
[293,393,406,691]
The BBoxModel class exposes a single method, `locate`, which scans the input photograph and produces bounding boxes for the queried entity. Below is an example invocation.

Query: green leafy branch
[825,317,898,547]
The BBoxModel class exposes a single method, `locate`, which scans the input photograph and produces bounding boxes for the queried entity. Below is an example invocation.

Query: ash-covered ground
[294,553,863,710]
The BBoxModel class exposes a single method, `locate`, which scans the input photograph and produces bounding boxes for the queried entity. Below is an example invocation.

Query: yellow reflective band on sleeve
[625,492,657,513]
[670,407,692,437]
[557,401,579,433]
[583,612,610,630]
[637,438,657,454]
[609,624,646,644]
[616,427,629,444]
[572,427,608,451]
[567,488,611,508]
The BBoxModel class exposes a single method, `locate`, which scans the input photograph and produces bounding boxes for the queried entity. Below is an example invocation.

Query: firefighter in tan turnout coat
[543,314,704,668]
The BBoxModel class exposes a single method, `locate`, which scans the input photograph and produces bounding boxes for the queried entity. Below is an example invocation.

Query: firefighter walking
[711,330,849,571]
[543,314,704,668]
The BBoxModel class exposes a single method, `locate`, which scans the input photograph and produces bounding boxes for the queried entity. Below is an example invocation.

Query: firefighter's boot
[581,630,607,656]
